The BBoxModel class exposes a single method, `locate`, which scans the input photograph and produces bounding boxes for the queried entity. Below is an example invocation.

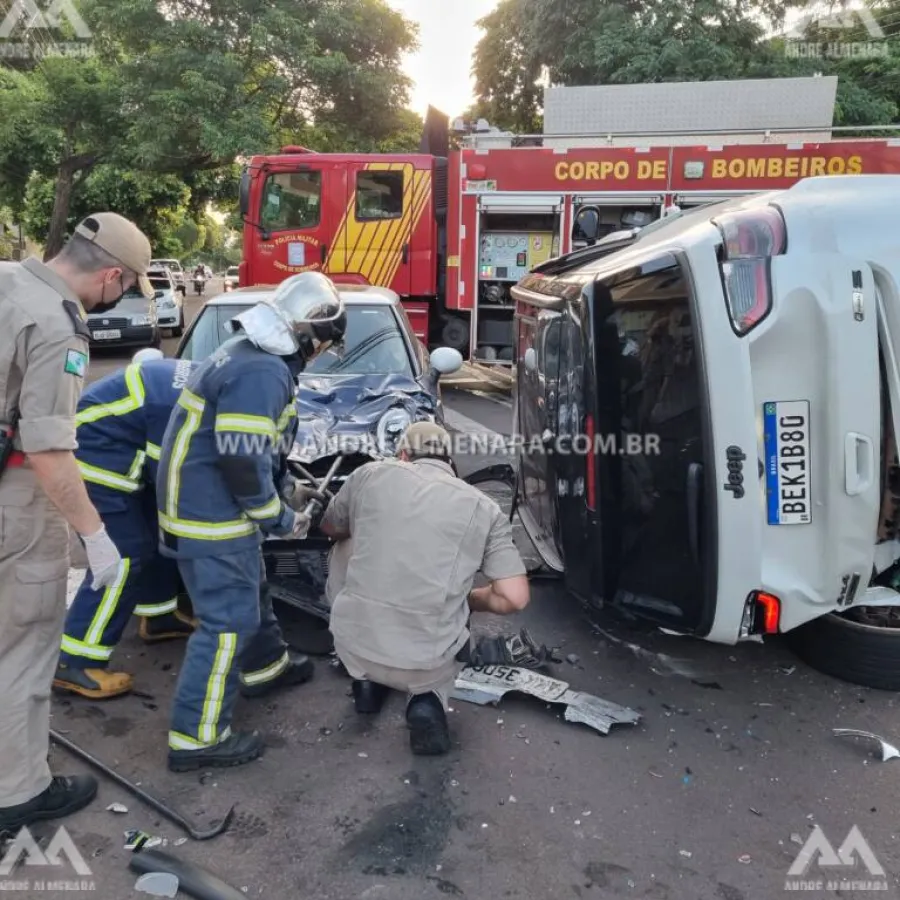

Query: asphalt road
[19,293,900,899]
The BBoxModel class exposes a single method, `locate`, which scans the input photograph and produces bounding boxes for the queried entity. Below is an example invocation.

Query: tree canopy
[0,0,421,258]
[469,0,900,133]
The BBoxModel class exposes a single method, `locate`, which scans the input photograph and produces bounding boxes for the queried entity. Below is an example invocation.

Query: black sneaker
[352,680,389,714]
[0,776,97,835]
[406,693,451,756]
[168,731,264,773]
[239,652,314,699]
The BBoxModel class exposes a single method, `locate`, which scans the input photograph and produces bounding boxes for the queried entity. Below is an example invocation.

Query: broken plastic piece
[451,665,640,734]
[135,872,179,898]
[130,849,247,900]
[125,830,153,852]
[833,728,900,761]
[106,802,128,814]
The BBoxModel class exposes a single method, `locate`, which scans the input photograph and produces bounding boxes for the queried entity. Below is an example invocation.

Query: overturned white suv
[509,174,900,690]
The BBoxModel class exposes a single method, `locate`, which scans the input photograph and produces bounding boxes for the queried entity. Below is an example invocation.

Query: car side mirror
[523,347,537,373]
[430,347,463,377]
[573,205,601,245]
[239,168,251,219]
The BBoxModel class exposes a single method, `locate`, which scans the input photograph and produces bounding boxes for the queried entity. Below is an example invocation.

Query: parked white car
[508,174,900,690]
[147,267,184,337]
[150,258,186,296]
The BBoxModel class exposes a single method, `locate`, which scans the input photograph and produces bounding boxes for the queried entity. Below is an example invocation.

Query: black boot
[168,731,265,773]
[406,692,451,756]
[352,680,389,714]
[0,775,97,835]
[239,651,314,699]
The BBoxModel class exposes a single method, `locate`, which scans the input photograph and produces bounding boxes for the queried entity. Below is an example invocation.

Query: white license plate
[92,329,121,340]
[764,400,811,525]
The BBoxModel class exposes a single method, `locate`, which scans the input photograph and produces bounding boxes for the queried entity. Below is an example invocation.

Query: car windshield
[227,267,239,277]
[178,302,414,377]
[89,291,149,316]
[149,277,170,291]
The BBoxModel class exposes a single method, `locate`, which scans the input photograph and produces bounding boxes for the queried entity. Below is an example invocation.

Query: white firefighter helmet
[132,348,165,364]
[227,272,347,359]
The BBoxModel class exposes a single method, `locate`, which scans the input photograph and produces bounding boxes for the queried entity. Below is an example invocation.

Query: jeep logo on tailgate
[724,446,746,498]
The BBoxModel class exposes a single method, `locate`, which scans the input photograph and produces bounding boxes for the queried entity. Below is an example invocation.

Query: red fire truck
[238,128,900,361]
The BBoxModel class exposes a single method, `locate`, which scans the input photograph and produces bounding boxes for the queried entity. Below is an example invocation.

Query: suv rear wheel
[788,604,900,691]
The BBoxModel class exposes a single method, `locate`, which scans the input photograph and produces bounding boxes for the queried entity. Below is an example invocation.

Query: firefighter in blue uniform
[54,348,200,699]
[158,272,347,772]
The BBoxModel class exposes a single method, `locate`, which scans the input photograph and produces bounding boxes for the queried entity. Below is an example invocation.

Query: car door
[516,308,563,566]
[554,307,591,597]
[251,160,347,282]
[329,162,414,296]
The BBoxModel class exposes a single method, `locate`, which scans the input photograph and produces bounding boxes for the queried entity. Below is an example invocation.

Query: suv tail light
[713,205,786,336]
[742,590,782,635]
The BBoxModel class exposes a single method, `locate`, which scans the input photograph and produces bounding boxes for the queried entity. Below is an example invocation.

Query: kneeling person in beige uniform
[320,421,530,755]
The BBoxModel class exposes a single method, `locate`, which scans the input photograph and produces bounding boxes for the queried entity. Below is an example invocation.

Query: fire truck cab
[239,132,900,364]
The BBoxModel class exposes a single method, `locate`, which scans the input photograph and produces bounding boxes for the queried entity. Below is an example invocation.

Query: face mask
[91,274,126,314]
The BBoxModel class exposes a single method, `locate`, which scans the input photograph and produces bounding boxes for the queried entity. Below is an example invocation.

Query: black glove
[468,627,559,671]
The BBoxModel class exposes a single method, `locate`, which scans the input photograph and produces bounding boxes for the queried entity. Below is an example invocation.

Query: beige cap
[73,212,154,298]
[397,421,452,457]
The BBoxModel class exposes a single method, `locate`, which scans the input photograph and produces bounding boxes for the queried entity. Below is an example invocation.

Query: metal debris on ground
[134,872,179,898]
[833,728,900,761]
[591,626,710,679]
[451,665,640,735]
[106,802,128,814]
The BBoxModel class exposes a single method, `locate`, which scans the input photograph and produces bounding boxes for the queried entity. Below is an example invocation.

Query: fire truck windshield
[260,171,322,232]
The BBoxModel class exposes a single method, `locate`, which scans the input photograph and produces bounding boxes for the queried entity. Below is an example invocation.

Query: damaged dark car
[174,285,464,620]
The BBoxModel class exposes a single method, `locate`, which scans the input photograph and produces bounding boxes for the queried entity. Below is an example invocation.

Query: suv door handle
[845,432,874,496]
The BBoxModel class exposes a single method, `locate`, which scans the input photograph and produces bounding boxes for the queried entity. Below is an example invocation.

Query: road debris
[679,850,692,858]
[451,665,640,735]
[790,833,804,846]
[134,872,179,898]
[591,626,711,679]
[106,802,128,814]
[738,854,752,864]
[833,728,900,761]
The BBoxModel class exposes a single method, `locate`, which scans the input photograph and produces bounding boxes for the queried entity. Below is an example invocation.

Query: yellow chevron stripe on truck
[324,161,432,289]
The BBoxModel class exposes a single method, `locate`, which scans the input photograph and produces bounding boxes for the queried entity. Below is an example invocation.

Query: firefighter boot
[239,652,315,699]
[139,609,196,643]
[406,692,451,756]
[53,664,134,700]
[168,731,265,773]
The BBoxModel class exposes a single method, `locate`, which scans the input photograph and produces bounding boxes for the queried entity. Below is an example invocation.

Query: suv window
[356,171,403,221]
[261,172,321,231]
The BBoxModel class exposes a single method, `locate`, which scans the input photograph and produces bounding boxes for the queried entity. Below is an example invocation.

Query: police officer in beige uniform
[319,421,530,755]
[0,213,154,833]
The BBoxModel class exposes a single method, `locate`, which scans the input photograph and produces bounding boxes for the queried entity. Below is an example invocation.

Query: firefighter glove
[81,526,123,591]
[286,484,329,513]
[289,509,314,540]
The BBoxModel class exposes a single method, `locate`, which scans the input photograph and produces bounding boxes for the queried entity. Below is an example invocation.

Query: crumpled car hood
[290,373,437,462]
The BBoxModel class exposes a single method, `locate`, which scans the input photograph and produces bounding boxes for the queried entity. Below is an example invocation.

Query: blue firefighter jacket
[155,335,299,558]
[76,358,200,502]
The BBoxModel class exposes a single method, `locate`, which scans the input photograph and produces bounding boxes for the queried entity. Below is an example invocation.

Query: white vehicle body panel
[595,176,899,642]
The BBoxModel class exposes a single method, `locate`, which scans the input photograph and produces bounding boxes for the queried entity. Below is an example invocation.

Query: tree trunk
[43,161,76,261]
[43,152,100,261]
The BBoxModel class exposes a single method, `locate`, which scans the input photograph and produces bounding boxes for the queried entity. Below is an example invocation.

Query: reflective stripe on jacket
[155,335,298,558]
[75,358,199,493]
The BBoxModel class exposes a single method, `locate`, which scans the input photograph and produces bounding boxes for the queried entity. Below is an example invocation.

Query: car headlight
[131,315,152,326]
[376,408,411,456]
